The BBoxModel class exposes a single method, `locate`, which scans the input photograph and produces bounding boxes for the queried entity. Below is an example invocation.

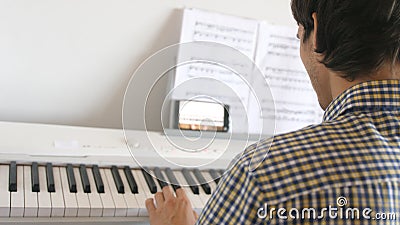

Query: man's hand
[145,186,198,225]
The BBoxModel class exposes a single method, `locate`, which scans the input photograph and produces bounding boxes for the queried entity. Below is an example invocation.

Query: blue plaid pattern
[197,80,400,224]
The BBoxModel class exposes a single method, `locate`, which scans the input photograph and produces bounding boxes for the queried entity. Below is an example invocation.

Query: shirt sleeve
[196,156,264,225]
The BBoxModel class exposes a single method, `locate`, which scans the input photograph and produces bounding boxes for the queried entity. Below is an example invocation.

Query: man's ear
[312,12,318,50]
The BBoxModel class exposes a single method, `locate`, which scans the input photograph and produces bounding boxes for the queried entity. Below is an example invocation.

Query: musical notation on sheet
[172,8,259,134]
[254,23,323,134]
[181,9,259,58]
[171,8,323,135]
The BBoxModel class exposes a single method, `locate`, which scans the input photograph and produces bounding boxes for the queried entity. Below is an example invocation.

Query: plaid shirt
[197,80,400,225]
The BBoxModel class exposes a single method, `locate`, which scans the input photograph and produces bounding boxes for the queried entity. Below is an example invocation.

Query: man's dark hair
[291,0,400,80]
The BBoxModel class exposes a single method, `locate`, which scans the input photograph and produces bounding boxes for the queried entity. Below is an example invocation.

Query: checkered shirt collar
[323,79,400,121]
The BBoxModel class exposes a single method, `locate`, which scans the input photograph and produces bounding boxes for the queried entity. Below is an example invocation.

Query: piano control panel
[0,122,251,169]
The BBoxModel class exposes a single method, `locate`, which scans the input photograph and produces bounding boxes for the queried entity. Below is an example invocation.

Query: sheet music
[254,22,323,134]
[172,8,260,134]
[179,8,259,58]
[171,9,323,135]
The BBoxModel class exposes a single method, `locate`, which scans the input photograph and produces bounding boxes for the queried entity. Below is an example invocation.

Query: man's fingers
[145,198,156,214]
[162,185,174,200]
[175,187,188,199]
[154,191,165,205]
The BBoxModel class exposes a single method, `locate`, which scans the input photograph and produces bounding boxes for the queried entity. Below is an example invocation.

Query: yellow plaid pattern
[197,80,400,224]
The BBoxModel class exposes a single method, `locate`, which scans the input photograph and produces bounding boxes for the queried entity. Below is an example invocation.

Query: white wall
[0,0,296,131]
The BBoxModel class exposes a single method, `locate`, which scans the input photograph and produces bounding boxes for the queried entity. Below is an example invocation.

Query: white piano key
[10,166,24,217]
[86,167,103,217]
[0,165,10,217]
[194,183,208,207]
[118,168,139,217]
[149,170,168,205]
[98,169,115,217]
[199,171,217,206]
[161,169,178,196]
[59,167,78,217]
[202,171,218,192]
[50,167,65,217]
[37,166,52,217]
[132,170,152,217]
[131,170,148,216]
[173,171,203,215]
[23,166,38,217]
[73,167,90,217]
[132,170,151,198]
[103,168,127,217]
[148,170,160,190]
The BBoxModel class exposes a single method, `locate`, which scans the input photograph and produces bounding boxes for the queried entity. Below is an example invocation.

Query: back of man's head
[291,0,400,81]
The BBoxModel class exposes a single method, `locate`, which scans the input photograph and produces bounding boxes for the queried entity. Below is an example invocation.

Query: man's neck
[328,63,400,100]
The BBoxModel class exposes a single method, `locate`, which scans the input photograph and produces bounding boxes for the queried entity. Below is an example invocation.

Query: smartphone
[176,100,229,132]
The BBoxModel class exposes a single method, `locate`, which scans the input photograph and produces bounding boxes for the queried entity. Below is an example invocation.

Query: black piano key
[153,167,168,189]
[46,163,55,192]
[209,169,221,185]
[182,168,199,195]
[193,169,211,195]
[31,162,40,192]
[111,166,124,194]
[9,161,17,192]
[164,168,181,192]
[123,166,138,194]
[66,164,77,193]
[79,164,91,193]
[92,165,104,193]
[141,167,157,194]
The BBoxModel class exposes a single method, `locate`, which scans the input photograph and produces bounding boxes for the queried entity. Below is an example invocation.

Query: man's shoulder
[235,119,400,205]
[234,122,337,179]
[244,113,388,165]
[242,121,337,163]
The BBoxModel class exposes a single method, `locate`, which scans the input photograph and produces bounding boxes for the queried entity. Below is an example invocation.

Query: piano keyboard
[0,162,224,223]
[0,122,253,224]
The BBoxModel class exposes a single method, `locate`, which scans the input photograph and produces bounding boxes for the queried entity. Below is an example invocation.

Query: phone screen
[178,100,229,132]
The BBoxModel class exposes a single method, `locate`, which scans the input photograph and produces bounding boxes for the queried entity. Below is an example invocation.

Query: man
[146,0,400,224]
